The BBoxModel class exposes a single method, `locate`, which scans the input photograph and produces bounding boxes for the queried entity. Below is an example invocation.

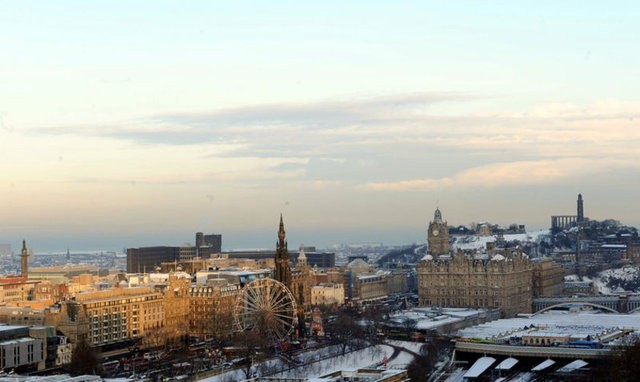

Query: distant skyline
[1,2,639,252]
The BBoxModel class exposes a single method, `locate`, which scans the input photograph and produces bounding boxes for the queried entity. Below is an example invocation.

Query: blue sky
[1,2,639,252]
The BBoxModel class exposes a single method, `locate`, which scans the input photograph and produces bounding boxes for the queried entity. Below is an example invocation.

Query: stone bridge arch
[532,302,619,316]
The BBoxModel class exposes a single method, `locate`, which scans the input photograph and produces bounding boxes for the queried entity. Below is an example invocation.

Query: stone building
[532,257,564,297]
[46,286,165,348]
[290,246,312,309]
[158,275,191,346]
[311,283,345,306]
[386,270,410,294]
[417,249,533,317]
[353,273,388,302]
[0,276,39,305]
[624,242,640,264]
[189,282,240,339]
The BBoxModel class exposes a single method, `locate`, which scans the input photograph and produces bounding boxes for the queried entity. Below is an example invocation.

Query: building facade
[311,283,345,306]
[532,257,564,297]
[47,286,165,348]
[290,247,312,309]
[0,277,39,305]
[189,282,240,339]
[127,246,181,273]
[417,249,533,318]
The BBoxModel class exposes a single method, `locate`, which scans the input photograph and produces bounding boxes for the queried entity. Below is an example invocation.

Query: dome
[347,258,369,268]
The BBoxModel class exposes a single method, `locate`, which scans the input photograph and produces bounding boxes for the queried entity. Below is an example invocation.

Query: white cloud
[363,157,639,191]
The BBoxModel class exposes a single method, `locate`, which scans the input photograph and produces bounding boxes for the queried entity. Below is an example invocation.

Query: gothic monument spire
[274,214,292,288]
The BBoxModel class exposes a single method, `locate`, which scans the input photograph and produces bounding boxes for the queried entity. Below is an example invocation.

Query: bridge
[532,295,640,314]
[455,342,609,360]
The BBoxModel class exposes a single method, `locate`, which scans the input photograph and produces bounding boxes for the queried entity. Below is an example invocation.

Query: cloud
[363,158,639,191]
[154,91,471,127]
[33,92,473,145]
[27,95,640,192]
[268,161,308,172]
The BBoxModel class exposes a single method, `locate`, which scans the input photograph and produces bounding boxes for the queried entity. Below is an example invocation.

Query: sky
[1,2,639,252]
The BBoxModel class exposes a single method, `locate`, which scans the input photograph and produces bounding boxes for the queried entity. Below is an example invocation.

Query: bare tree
[402,317,417,336]
[232,327,274,380]
[209,308,234,343]
[362,304,389,342]
[594,335,640,382]
[325,309,364,355]
[407,340,451,382]
[68,338,102,376]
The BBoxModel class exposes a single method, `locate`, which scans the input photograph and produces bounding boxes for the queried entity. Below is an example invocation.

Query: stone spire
[274,214,291,287]
[21,240,28,279]
[278,214,286,245]
[433,207,443,224]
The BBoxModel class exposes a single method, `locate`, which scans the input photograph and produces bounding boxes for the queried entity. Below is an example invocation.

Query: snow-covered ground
[569,265,640,295]
[202,341,422,382]
[597,265,640,293]
[198,341,421,382]
[451,230,550,252]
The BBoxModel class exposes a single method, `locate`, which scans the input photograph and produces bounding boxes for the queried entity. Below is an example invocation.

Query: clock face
[432,229,439,236]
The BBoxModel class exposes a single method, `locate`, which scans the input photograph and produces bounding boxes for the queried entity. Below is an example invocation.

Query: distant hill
[551,219,638,250]
[376,244,425,267]
[378,219,638,267]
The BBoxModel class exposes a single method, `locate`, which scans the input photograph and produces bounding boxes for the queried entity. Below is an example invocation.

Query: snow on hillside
[596,265,640,293]
[451,230,550,251]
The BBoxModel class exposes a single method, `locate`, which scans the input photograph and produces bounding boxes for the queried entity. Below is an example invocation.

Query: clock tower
[427,208,449,256]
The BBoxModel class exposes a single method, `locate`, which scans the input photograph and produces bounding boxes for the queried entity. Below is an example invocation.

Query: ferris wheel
[233,278,297,340]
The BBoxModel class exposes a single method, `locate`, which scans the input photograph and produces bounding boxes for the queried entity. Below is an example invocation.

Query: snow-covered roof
[463,356,496,378]
[495,357,518,371]
[457,310,640,343]
[532,359,555,371]
[556,359,588,373]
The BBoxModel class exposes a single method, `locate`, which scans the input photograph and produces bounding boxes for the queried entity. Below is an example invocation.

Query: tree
[402,317,417,336]
[232,330,271,380]
[325,308,364,355]
[209,308,234,343]
[407,339,452,382]
[593,335,640,382]
[362,304,389,342]
[68,338,102,376]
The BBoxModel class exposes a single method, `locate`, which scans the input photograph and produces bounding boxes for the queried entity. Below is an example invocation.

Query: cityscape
[2,2,639,382]
[3,194,640,381]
